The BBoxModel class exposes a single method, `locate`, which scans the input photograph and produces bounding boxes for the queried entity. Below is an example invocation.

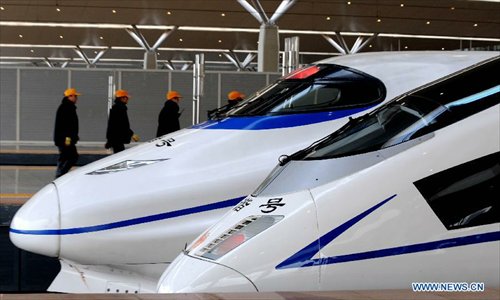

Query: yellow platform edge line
[0,193,34,198]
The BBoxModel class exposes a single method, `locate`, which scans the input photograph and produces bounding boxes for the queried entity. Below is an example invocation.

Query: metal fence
[0,67,281,145]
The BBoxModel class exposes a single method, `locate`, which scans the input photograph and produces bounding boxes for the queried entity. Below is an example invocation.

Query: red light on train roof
[284,65,321,80]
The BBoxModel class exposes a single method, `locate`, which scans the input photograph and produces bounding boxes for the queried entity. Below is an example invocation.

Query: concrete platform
[0,147,109,166]
[1,289,499,300]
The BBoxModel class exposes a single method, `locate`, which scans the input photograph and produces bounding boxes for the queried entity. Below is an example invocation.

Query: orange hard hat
[228,91,244,101]
[115,89,130,98]
[64,88,81,97]
[167,90,182,100]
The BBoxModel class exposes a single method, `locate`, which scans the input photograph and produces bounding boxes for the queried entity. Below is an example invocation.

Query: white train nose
[9,183,61,257]
[158,253,257,293]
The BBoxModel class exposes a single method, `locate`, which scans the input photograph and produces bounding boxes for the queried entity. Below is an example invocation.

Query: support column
[193,54,205,125]
[258,24,279,72]
[144,51,157,70]
[238,0,296,73]
[283,36,299,76]
[126,25,178,70]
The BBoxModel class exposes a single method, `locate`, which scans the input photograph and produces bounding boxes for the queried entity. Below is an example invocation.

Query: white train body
[9,52,498,293]
[158,55,500,292]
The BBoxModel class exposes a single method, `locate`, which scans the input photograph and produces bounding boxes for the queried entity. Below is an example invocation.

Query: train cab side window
[269,85,341,113]
[413,152,499,230]
[228,65,386,116]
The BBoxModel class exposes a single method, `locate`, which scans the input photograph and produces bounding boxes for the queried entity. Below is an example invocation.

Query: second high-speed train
[158,55,500,292]
[9,51,498,293]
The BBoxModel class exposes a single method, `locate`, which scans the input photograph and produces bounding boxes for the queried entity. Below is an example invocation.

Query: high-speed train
[10,52,498,293]
[158,55,500,293]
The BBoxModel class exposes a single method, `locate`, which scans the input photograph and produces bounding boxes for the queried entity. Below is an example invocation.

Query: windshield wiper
[278,116,362,165]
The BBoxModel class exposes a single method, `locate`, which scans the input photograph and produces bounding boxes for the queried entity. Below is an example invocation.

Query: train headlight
[86,159,167,175]
[196,215,283,260]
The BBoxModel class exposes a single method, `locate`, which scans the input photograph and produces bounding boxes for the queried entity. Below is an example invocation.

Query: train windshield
[296,58,499,160]
[215,65,385,118]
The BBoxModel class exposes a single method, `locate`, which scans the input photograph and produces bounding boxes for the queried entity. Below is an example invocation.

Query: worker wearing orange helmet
[156,90,182,137]
[54,88,81,178]
[207,90,245,119]
[105,89,140,153]
[227,90,245,108]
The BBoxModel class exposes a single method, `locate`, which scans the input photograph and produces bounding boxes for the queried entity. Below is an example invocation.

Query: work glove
[132,134,140,142]
[64,137,72,146]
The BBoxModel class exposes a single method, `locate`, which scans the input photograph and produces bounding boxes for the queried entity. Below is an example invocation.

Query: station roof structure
[0,0,499,70]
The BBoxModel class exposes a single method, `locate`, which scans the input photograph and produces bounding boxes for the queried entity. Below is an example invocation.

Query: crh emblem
[156,138,175,147]
[259,198,285,213]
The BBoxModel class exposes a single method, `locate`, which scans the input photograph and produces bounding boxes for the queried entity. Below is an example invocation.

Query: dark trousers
[111,143,125,154]
[56,145,79,178]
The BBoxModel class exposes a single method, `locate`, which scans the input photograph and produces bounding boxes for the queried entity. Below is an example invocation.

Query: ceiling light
[375,33,498,42]
[59,35,63,39]
[221,13,226,17]
[369,44,372,48]
[166,11,171,15]
[400,3,404,7]
[179,38,183,42]
[1,21,497,42]
[94,51,98,54]
[0,44,103,50]
[404,46,408,49]
[56,8,61,12]
[18,34,23,38]
[347,1,351,5]
[0,6,5,10]
[473,23,478,27]
[441,47,445,50]
[451,7,455,10]
[326,16,331,20]
[377,19,381,22]
[218,54,222,57]
[30,49,34,53]
[426,21,431,25]
[1,22,499,47]
[99,36,104,39]
[218,39,222,43]
[112,9,117,14]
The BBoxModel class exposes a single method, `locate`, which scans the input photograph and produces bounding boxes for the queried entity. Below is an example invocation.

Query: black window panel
[297,57,499,160]
[221,64,385,117]
[410,57,500,139]
[415,58,499,108]
[414,152,500,230]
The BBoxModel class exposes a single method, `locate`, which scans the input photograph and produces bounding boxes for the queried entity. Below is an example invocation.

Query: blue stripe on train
[277,194,500,269]
[9,196,245,235]
[191,106,376,130]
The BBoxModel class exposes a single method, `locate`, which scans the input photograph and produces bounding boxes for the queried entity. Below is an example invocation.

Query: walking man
[54,88,81,178]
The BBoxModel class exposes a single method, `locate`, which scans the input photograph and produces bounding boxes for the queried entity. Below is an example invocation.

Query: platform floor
[0,144,109,209]
[1,289,499,300]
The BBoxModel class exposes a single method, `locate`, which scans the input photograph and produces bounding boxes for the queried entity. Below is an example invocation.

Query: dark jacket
[106,99,134,144]
[54,98,79,146]
[156,100,180,137]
